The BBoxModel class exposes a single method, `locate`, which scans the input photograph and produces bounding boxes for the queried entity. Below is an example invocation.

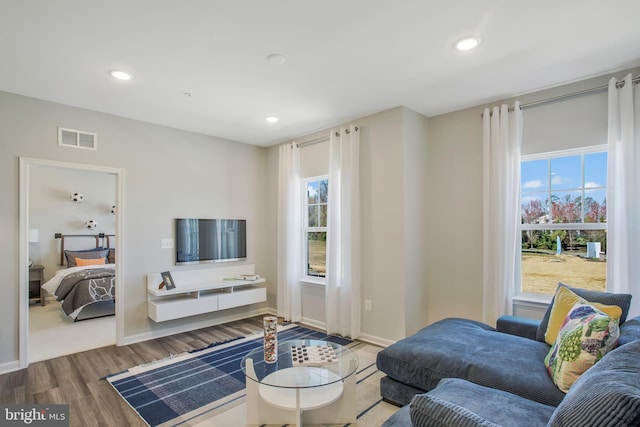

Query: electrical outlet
[364,299,372,311]
[161,238,174,249]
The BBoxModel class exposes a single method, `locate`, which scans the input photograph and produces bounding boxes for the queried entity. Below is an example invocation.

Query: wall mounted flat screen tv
[175,218,246,265]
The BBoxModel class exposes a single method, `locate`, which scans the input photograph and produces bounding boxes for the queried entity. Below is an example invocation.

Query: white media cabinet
[147,264,266,322]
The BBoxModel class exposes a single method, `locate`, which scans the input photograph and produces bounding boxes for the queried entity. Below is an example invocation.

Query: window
[520,147,607,296]
[304,176,328,279]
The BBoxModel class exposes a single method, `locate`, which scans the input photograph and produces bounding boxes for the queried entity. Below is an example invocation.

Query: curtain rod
[297,126,359,147]
[298,136,329,148]
[482,75,639,116]
[519,75,639,110]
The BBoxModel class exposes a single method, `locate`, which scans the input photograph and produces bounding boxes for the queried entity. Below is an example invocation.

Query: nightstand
[29,264,45,306]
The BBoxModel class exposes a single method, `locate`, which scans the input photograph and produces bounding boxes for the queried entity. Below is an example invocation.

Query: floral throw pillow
[544,303,620,393]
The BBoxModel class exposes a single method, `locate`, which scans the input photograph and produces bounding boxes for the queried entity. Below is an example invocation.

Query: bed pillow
[544,286,622,345]
[544,303,620,393]
[65,248,109,268]
[75,257,106,266]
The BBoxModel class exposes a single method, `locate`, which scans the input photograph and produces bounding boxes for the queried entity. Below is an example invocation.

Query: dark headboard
[54,233,115,266]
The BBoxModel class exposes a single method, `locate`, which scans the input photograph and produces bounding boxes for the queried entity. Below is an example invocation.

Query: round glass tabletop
[241,339,359,389]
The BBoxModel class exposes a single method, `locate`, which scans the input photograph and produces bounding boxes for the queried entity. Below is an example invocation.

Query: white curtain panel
[607,73,640,317]
[277,142,302,322]
[326,125,361,338]
[482,103,523,325]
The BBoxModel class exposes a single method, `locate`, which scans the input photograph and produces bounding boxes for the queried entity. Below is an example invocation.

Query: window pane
[550,156,581,190]
[521,229,606,295]
[521,194,548,224]
[307,232,326,277]
[584,152,607,189]
[550,191,581,223]
[584,189,606,223]
[319,204,327,227]
[308,205,318,227]
[318,179,328,203]
[307,181,319,204]
[521,159,548,193]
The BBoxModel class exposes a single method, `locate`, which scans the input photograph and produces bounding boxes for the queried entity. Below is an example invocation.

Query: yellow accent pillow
[544,302,620,392]
[544,286,622,345]
[75,257,106,266]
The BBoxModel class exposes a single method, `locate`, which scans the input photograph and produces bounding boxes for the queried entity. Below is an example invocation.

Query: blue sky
[521,152,607,206]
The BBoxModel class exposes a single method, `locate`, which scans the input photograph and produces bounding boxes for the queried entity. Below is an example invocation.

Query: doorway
[19,157,124,369]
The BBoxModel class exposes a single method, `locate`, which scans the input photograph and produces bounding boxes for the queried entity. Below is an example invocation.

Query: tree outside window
[304,177,328,278]
[520,149,607,295]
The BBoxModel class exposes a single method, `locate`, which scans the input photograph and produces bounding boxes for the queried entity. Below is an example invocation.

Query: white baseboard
[296,317,395,348]
[0,359,22,375]
[121,307,274,346]
[300,317,326,331]
[357,332,395,348]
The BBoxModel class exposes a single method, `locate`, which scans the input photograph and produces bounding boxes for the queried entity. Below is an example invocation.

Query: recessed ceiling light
[266,54,286,65]
[109,69,135,81]
[454,36,481,51]
[265,116,279,123]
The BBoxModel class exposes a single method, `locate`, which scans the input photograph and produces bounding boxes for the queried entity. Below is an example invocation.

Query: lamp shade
[28,229,39,243]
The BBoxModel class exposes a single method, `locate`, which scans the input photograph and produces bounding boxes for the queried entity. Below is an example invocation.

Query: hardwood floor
[0,315,266,426]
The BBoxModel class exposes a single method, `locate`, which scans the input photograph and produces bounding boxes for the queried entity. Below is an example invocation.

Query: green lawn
[308,239,326,276]
[522,252,606,294]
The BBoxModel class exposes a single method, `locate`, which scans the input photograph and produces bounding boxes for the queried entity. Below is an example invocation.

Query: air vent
[58,127,97,150]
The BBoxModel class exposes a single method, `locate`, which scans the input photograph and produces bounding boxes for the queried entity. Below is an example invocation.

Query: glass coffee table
[241,339,359,426]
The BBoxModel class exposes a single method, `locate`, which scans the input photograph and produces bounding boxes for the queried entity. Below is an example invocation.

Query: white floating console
[147,264,266,322]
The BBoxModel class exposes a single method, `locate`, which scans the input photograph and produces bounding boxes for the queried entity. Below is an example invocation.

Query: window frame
[302,175,329,284]
[518,145,607,298]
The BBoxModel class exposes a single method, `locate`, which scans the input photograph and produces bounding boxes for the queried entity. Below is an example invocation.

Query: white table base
[245,359,357,426]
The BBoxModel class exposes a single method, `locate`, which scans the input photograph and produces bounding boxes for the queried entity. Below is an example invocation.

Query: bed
[41,233,116,321]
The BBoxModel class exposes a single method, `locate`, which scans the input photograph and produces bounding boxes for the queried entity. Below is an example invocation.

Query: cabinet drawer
[148,294,219,322]
[218,287,266,310]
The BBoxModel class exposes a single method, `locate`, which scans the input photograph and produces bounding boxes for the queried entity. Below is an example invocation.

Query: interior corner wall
[266,107,413,342]
[425,107,484,324]
[401,107,429,336]
[348,107,408,342]
[0,90,270,368]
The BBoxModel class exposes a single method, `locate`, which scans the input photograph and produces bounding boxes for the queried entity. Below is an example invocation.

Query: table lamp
[28,228,39,268]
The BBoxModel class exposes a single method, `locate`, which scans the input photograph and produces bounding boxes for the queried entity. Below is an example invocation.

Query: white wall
[402,108,429,336]
[358,107,409,342]
[0,90,270,368]
[426,107,484,324]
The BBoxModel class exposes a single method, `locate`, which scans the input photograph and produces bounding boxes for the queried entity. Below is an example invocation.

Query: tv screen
[175,218,246,265]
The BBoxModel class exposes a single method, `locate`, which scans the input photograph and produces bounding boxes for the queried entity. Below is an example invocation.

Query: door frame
[19,157,125,369]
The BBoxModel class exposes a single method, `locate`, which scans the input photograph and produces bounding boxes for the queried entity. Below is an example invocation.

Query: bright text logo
[1,405,68,426]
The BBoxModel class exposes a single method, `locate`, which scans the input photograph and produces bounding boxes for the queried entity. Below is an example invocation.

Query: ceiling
[2,1,640,147]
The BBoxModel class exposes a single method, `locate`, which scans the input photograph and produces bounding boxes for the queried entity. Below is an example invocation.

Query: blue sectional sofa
[377,285,640,426]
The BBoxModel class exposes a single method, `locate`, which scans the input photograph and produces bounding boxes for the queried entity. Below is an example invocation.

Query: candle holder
[263,316,278,363]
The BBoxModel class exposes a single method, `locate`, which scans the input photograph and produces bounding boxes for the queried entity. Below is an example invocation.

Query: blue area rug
[106,324,352,426]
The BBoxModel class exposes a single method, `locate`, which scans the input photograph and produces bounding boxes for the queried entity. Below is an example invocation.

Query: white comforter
[42,264,116,296]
